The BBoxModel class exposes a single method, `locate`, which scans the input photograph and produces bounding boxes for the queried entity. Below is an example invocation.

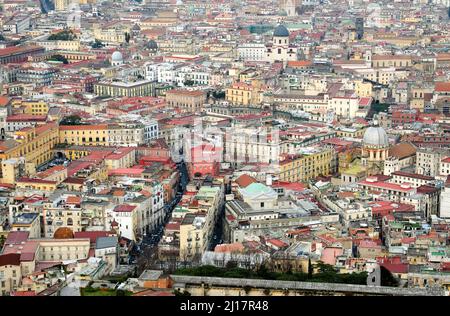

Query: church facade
[265,24,299,66]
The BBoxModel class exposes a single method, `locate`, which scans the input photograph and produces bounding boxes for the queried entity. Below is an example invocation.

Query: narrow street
[140,161,188,248]
[209,182,230,250]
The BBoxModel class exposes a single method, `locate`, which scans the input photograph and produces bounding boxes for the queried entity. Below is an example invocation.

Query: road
[209,182,230,250]
[134,161,189,272]
[140,161,188,249]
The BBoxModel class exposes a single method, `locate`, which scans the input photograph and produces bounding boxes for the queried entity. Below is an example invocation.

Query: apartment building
[278,147,334,182]
[0,46,45,65]
[94,80,155,97]
[179,213,208,260]
[12,100,49,116]
[226,81,265,106]
[42,201,83,238]
[165,89,207,113]
[371,55,413,68]
[107,123,144,147]
[59,124,109,146]
[0,123,59,181]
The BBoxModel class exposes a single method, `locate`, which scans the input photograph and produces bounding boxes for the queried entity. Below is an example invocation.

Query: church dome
[363,126,389,148]
[54,227,74,239]
[146,40,158,50]
[273,24,290,37]
[111,51,123,62]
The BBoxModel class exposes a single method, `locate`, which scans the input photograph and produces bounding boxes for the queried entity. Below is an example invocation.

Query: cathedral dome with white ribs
[363,125,389,148]
[111,51,123,62]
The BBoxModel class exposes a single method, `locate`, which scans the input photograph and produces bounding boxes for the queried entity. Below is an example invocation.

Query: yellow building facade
[12,100,49,116]
[179,215,207,260]
[278,148,334,183]
[92,23,130,44]
[16,178,57,191]
[226,81,264,106]
[59,124,109,146]
[0,123,59,182]
[354,80,373,98]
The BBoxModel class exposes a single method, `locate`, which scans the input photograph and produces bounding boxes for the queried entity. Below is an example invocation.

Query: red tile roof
[287,60,312,68]
[380,263,409,274]
[0,45,43,58]
[114,204,136,212]
[73,231,110,244]
[435,82,450,92]
[0,96,10,107]
[166,89,205,96]
[17,177,57,185]
[266,239,288,248]
[271,181,306,192]
[165,222,181,231]
[235,174,257,188]
[63,177,85,184]
[59,124,108,131]
[6,114,47,122]
[5,231,29,245]
[0,253,21,266]
[359,178,414,193]
[11,291,36,296]
[66,195,81,205]
[108,168,145,176]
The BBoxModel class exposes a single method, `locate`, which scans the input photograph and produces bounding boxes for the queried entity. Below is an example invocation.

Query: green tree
[212,90,225,99]
[0,235,6,248]
[173,264,369,286]
[124,32,131,44]
[91,39,104,49]
[314,261,337,273]
[60,115,83,125]
[380,266,399,287]
[49,54,69,64]
[256,264,273,279]
[48,30,76,41]
[184,79,195,86]
[307,258,313,279]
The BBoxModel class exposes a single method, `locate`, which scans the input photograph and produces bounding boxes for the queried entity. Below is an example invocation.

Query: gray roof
[95,236,118,249]
[139,270,163,281]
[273,24,290,37]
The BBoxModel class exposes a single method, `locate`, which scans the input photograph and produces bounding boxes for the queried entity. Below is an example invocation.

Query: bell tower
[280,0,299,17]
